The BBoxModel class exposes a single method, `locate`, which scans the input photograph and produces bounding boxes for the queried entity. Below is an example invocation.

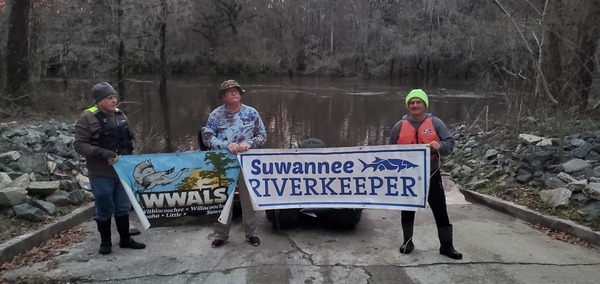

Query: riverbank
[446,116,600,230]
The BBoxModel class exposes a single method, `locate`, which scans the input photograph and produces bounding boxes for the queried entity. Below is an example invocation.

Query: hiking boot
[248,236,260,246]
[400,240,414,254]
[211,239,227,248]
[96,219,112,255]
[438,225,463,260]
[119,238,146,249]
[400,222,414,254]
[99,241,112,255]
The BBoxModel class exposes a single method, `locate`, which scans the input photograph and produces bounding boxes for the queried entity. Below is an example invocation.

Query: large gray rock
[46,190,71,206]
[541,174,566,189]
[572,143,593,159]
[30,199,57,214]
[539,188,572,208]
[0,187,28,206]
[583,183,600,200]
[0,151,21,164]
[26,181,60,197]
[516,168,533,183]
[68,189,87,205]
[556,172,578,183]
[561,159,591,173]
[570,193,591,203]
[0,172,12,188]
[12,203,46,222]
[519,134,543,145]
[76,174,90,191]
[586,150,600,161]
[566,180,588,193]
[5,173,31,189]
[16,154,50,175]
[59,180,79,192]
[569,138,586,148]
[577,202,600,223]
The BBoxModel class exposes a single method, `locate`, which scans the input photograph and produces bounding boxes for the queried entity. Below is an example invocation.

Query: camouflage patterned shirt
[202,104,267,150]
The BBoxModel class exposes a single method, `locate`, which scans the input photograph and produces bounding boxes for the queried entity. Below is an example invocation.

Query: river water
[54,76,507,152]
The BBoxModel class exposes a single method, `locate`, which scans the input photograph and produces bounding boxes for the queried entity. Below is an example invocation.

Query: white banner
[238,144,430,211]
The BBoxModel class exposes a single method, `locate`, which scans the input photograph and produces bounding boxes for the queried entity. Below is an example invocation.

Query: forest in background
[0,0,599,114]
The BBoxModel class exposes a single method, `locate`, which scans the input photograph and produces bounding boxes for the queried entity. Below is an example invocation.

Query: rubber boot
[399,222,414,254]
[115,215,146,249]
[438,225,462,259]
[96,219,112,255]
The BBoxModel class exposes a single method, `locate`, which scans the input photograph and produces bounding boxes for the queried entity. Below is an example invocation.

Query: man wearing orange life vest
[388,89,462,260]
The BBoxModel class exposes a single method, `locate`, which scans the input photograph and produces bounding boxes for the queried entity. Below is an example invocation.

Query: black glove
[101,150,117,160]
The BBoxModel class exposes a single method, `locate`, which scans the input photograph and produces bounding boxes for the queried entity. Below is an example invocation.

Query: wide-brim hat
[218,80,245,98]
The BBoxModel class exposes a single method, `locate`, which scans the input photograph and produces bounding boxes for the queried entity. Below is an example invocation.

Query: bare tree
[116,0,126,100]
[493,0,558,106]
[5,0,31,107]
[191,0,256,53]
[158,0,173,152]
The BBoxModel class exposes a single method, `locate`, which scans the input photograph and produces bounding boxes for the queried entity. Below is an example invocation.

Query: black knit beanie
[91,82,117,103]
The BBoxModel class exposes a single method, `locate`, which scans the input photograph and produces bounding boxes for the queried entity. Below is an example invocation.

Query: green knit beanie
[405,89,429,108]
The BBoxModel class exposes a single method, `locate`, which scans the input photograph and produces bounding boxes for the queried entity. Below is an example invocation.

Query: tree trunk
[29,1,41,83]
[329,0,333,56]
[5,0,31,106]
[575,1,600,111]
[542,0,564,106]
[159,0,173,153]
[116,0,125,101]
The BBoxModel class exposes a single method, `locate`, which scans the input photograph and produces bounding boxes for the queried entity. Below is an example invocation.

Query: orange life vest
[397,117,439,160]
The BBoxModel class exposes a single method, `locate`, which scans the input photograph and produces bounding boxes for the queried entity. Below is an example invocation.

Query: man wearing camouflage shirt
[201,79,267,248]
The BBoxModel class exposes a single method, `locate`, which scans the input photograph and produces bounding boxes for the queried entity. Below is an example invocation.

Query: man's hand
[429,141,441,150]
[102,150,117,160]
[107,156,119,165]
[101,150,118,165]
[237,142,251,153]
[227,143,239,154]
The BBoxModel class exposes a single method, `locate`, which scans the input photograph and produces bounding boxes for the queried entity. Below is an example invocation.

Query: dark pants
[90,175,131,222]
[401,170,450,227]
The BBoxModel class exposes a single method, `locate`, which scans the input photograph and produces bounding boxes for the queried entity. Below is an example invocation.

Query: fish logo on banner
[113,151,240,228]
[358,157,418,173]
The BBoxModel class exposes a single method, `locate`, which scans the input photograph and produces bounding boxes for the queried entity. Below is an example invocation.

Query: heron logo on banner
[133,160,195,192]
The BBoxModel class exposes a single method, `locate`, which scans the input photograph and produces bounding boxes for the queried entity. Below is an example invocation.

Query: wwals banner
[113,151,239,229]
[238,144,430,211]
